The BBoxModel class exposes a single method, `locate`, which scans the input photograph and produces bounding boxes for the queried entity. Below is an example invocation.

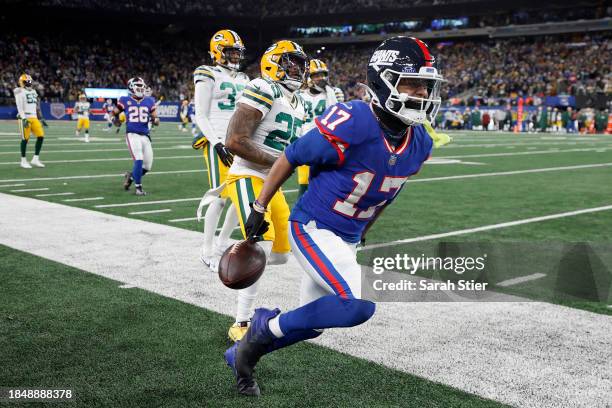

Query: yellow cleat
[228,321,249,342]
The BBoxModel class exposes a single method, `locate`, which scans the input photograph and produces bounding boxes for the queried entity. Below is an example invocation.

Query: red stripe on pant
[292,221,349,299]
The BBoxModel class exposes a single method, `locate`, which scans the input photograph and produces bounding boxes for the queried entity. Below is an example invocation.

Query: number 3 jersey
[192,65,249,143]
[284,100,433,243]
[229,78,307,179]
[117,96,156,136]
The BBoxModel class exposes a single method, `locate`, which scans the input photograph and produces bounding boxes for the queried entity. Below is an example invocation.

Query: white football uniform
[193,65,250,145]
[74,101,91,118]
[229,77,307,179]
[13,88,38,119]
[298,86,339,134]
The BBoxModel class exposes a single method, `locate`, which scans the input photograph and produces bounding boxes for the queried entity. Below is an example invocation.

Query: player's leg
[225,175,277,341]
[75,118,81,136]
[84,118,90,142]
[268,190,291,265]
[19,119,31,168]
[296,165,309,199]
[30,119,45,167]
[215,152,238,253]
[125,133,145,195]
[226,221,374,396]
[201,142,227,266]
[141,136,153,181]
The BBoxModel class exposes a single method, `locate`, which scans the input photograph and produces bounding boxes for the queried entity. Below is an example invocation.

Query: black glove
[214,142,234,167]
[245,202,269,240]
[41,119,49,127]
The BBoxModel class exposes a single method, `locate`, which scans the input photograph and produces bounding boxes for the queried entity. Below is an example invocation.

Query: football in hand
[218,239,266,289]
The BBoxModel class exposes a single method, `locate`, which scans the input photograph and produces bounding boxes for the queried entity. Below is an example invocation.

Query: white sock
[268,315,284,338]
[235,240,272,322]
[202,197,225,256]
[217,201,238,249]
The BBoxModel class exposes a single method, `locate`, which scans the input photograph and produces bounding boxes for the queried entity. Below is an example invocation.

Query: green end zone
[0,245,505,407]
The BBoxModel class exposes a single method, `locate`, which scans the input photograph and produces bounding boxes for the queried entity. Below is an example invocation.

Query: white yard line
[0,193,609,408]
[0,146,197,155]
[0,155,199,165]
[9,187,50,192]
[128,209,172,215]
[62,197,105,202]
[436,147,611,159]
[0,169,205,183]
[496,273,547,287]
[169,217,198,223]
[96,197,201,208]
[0,183,26,188]
[361,204,612,251]
[407,162,612,184]
[35,192,75,197]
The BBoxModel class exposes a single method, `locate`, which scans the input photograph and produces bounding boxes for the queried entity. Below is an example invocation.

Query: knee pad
[339,298,376,326]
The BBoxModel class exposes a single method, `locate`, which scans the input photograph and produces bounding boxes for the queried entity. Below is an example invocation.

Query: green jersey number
[304,99,326,123]
[265,112,304,151]
[218,82,245,111]
[26,92,37,104]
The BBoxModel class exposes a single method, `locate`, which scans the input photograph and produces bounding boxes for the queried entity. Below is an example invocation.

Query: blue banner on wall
[0,101,183,122]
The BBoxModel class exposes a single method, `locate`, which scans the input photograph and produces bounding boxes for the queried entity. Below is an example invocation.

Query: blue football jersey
[117,96,156,136]
[285,101,433,243]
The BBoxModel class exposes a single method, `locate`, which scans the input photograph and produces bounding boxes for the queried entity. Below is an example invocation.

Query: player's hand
[152,117,160,126]
[214,142,234,167]
[41,120,49,128]
[21,118,30,129]
[245,201,269,240]
[192,133,207,150]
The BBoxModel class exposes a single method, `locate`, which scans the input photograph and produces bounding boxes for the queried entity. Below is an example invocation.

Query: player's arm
[13,89,29,128]
[150,105,160,126]
[225,103,275,166]
[36,99,48,127]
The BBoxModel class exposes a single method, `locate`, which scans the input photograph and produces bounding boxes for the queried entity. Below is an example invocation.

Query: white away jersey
[74,101,91,119]
[298,86,338,133]
[193,65,249,142]
[230,78,307,179]
[13,87,38,118]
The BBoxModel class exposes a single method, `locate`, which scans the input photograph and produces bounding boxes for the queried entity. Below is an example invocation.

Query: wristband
[253,200,267,213]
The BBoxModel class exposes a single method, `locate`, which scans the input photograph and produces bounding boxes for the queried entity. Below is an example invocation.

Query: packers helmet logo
[213,33,226,42]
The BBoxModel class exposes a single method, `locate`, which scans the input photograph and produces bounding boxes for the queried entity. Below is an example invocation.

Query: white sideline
[0,183,25,188]
[0,193,610,408]
[0,169,205,183]
[0,146,201,155]
[361,203,612,250]
[437,147,610,159]
[128,209,172,215]
[496,273,547,287]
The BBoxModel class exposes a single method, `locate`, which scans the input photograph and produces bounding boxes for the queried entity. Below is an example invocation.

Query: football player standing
[296,59,341,198]
[222,40,308,342]
[74,94,91,142]
[224,36,446,396]
[192,30,249,274]
[113,77,159,196]
[102,99,115,132]
[14,74,45,169]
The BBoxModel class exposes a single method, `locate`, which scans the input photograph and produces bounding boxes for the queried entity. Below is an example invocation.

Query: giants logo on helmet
[369,50,400,66]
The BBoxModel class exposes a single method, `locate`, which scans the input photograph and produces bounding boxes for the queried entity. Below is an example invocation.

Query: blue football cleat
[246,308,280,345]
[224,341,261,397]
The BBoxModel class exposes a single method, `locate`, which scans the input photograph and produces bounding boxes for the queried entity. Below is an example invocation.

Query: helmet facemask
[309,72,329,92]
[374,67,443,125]
[278,53,308,91]
[219,46,245,71]
[128,78,146,98]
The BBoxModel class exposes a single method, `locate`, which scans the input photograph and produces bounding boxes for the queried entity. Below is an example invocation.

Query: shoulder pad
[193,65,215,83]
[314,101,373,146]
[242,78,277,107]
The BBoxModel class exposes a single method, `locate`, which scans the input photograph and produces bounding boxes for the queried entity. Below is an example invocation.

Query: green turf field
[0,244,506,407]
[1,120,611,406]
[1,120,610,312]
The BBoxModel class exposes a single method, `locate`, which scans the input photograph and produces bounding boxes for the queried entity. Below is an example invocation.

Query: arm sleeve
[194,79,222,146]
[13,89,25,118]
[284,126,348,167]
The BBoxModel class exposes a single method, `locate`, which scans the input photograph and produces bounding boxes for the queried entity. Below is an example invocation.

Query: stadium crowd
[1,31,610,121]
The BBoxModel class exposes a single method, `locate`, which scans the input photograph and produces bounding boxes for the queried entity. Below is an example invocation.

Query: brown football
[218,239,266,289]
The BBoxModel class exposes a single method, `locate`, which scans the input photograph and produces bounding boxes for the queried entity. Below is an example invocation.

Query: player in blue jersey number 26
[224,36,447,396]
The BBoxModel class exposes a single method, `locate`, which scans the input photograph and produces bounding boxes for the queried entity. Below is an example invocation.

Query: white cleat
[84,136,90,143]
[30,158,45,168]
[20,159,32,169]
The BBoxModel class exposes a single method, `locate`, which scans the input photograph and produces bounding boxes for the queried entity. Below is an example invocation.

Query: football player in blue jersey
[224,36,447,396]
[112,77,160,196]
